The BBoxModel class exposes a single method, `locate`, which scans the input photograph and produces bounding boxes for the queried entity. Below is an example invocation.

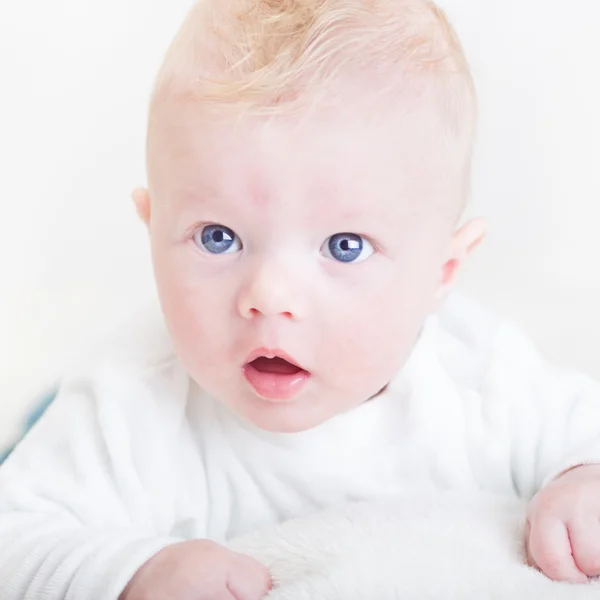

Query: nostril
[245,308,294,319]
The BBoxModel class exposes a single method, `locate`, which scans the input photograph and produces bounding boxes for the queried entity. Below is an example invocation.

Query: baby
[2,0,600,598]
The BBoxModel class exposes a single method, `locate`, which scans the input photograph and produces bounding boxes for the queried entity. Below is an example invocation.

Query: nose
[237,258,306,321]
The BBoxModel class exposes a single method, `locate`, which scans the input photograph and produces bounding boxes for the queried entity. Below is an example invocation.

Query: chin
[241,404,335,434]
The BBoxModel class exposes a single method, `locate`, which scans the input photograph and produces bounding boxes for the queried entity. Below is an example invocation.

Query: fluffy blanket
[229,492,600,599]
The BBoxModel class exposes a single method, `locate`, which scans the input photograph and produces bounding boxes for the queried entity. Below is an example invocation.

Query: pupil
[213,231,224,243]
[341,240,349,251]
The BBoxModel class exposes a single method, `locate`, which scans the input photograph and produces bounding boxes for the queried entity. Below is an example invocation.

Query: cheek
[332,294,415,378]
[322,265,437,383]
[152,245,234,368]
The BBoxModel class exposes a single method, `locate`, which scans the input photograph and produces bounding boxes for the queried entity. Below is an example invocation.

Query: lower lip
[243,364,310,401]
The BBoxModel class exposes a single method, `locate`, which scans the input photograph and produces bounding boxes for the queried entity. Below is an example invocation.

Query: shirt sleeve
[481,320,600,499]
[0,366,186,600]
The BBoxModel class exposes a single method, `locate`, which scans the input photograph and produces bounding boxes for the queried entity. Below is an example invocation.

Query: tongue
[251,356,302,375]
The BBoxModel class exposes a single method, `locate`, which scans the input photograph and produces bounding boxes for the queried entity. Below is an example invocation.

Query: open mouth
[249,356,304,375]
[243,351,310,402]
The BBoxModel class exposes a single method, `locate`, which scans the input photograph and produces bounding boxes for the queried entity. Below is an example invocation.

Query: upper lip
[243,347,307,371]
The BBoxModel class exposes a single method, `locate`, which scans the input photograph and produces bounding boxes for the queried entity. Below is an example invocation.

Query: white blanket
[230,492,600,599]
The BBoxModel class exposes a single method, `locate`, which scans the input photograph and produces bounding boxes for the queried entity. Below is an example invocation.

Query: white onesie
[1,293,600,600]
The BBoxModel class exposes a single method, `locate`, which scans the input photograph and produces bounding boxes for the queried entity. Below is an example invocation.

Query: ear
[131,187,151,227]
[432,218,486,308]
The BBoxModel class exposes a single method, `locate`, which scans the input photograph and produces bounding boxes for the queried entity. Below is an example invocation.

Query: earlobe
[131,187,151,226]
[432,218,487,307]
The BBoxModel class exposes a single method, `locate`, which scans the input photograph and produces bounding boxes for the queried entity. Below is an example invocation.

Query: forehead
[148,101,461,221]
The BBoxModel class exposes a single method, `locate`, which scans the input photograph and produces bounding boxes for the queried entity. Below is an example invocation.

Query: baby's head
[135,0,485,433]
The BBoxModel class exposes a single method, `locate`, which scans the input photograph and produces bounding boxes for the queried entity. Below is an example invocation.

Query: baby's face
[146,104,467,432]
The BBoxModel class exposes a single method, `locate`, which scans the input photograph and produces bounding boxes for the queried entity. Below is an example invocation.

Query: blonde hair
[149,0,477,182]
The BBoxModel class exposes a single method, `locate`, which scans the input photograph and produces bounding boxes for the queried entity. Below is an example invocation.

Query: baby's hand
[120,539,272,600]
[526,464,600,583]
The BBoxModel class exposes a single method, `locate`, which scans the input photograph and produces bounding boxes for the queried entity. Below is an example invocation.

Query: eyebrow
[172,181,222,207]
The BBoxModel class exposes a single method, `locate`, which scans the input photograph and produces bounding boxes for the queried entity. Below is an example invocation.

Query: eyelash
[188,223,380,261]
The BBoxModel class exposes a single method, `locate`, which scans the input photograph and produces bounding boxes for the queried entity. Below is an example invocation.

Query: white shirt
[1,293,600,600]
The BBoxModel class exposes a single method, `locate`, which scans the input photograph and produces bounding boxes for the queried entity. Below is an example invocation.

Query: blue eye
[194,224,242,255]
[322,233,374,263]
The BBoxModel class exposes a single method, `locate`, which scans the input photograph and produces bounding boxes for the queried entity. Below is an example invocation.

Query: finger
[569,520,600,577]
[227,554,272,600]
[528,518,588,583]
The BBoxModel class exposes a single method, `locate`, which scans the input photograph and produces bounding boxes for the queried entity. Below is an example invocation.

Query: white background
[0,0,599,446]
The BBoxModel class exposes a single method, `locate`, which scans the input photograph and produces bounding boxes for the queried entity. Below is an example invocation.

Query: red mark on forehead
[243,161,281,209]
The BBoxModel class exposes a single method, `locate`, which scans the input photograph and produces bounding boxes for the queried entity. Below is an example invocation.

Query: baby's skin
[120,541,272,600]
[120,0,600,594]
[526,464,600,583]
